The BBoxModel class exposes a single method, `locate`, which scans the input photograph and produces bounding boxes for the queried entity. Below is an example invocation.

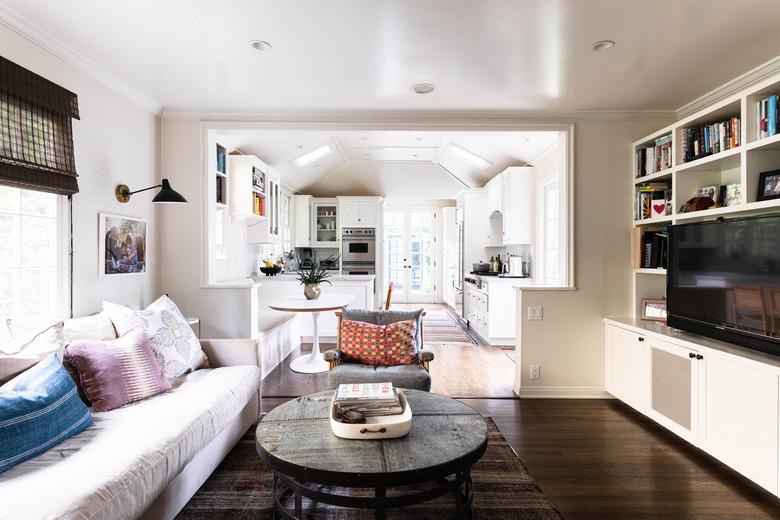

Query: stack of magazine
[334,382,404,417]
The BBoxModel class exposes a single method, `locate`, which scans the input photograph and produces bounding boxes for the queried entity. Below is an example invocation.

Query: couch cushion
[0,321,64,384]
[0,354,93,474]
[329,362,431,392]
[0,365,260,520]
[341,308,423,350]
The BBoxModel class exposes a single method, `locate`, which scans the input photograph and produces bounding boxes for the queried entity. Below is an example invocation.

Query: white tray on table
[330,392,412,440]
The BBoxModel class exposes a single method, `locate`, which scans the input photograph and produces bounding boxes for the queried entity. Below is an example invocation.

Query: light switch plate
[527,305,543,321]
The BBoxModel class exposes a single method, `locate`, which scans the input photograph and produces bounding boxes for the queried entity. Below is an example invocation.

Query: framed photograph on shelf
[720,183,742,207]
[694,185,719,204]
[99,213,148,276]
[640,298,667,322]
[757,170,780,202]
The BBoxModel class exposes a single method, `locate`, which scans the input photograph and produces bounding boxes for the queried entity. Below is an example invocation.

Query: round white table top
[268,293,355,313]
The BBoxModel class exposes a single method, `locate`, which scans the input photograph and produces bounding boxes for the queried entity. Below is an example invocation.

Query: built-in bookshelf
[630,71,780,318]
[216,144,227,207]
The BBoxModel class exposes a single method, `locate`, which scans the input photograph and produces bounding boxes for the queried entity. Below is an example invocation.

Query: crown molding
[163,107,676,122]
[676,55,780,119]
[0,5,162,114]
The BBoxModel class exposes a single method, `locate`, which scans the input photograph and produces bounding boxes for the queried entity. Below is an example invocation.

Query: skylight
[292,145,332,167]
[448,144,491,170]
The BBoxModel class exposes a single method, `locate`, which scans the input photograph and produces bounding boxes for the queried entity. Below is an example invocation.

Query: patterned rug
[422,311,476,346]
[177,418,561,519]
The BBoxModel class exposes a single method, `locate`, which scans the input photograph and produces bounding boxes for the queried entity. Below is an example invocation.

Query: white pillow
[0,320,64,384]
[103,295,207,379]
[62,311,117,344]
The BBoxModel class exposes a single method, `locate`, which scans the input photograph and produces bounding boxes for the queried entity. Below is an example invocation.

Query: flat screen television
[667,213,780,356]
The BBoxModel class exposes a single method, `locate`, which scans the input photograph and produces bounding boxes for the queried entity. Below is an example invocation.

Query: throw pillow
[103,295,207,379]
[340,319,417,366]
[62,311,117,345]
[0,354,93,474]
[62,330,171,412]
[0,321,64,384]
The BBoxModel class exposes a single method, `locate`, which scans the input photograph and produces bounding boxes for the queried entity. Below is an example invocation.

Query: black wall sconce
[115,179,187,204]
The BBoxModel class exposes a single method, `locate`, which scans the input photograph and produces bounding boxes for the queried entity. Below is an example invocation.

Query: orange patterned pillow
[340,319,417,366]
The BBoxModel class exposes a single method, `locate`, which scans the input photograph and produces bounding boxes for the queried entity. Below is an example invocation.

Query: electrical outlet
[530,364,541,380]
[527,305,544,321]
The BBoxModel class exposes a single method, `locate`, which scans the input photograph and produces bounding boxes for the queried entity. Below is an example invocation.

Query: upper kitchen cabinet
[294,194,312,247]
[228,154,268,224]
[247,167,283,243]
[339,197,379,227]
[501,166,535,245]
[312,198,340,247]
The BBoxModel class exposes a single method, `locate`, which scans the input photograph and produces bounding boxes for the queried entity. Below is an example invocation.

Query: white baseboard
[515,386,613,399]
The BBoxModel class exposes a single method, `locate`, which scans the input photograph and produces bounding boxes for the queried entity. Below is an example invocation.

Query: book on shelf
[635,134,672,178]
[756,94,779,140]
[632,228,668,269]
[682,116,740,163]
[216,176,225,204]
[216,144,227,174]
[635,181,671,220]
[334,382,404,417]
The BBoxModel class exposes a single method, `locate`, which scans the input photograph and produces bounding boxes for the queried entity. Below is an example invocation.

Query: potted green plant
[296,256,333,300]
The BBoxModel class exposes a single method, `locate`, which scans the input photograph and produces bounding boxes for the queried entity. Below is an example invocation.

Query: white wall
[0,24,161,316]
[514,118,673,397]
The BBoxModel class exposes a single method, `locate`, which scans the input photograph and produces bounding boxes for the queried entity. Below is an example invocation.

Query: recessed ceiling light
[411,82,436,95]
[416,137,423,141]
[448,144,491,171]
[294,144,303,149]
[412,153,419,157]
[292,145,331,167]
[364,152,371,157]
[250,40,272,51]
[361,137,368,141]
[591,40,615,52]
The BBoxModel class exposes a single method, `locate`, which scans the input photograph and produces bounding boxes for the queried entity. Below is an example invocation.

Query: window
[0,186,62,321]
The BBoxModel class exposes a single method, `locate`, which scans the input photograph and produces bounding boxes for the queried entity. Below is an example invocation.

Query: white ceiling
[221,130,561,197]
[3,1,780,113]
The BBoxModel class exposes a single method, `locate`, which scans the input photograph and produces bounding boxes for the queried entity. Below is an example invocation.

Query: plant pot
[304,283,321,300]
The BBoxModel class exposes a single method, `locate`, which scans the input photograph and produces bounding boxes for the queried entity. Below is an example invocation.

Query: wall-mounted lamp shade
[115,178,187,204]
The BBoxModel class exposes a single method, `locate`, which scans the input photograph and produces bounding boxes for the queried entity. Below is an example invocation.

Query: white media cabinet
[605,318,780,496]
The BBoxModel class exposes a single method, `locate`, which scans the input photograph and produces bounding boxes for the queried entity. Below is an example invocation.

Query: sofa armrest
[323,349,341,371]
[417,349,434,371]
[200,339,260,369]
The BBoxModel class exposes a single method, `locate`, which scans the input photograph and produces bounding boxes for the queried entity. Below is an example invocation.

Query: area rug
[422,310,476,345]
[177,418,562,519]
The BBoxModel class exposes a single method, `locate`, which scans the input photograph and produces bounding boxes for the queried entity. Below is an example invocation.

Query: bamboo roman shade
[0,55,80,195]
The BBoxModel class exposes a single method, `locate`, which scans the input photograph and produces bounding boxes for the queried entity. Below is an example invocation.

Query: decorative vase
[304,283,321,300]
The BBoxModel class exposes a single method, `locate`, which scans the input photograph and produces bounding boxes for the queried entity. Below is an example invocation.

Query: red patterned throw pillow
[340,319,417,366]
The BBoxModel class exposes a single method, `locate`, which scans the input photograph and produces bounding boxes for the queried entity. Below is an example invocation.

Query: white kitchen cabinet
[247,169,281,243]
[339,197,378,227]
[312,198,340,247]
[646,337,698,443]
[294,195,312,247]
[605,324,648,412]
[696,350,779,494]
[464,279,524,346]
[486,177,502,216]
[228,154,268,224]
[501,166,534,245]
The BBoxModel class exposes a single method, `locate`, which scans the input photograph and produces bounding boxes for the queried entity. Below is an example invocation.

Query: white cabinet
[228,155,268,224]
[464,280,521,346]
[339,197,378,227]
[247,170,281,243]
[605,325,648,411]
[697,350,779,493]
[312,198,340,247]
[647,337,698,443]
[501,166,534,245]
[486,177,502,216]
[294,195,312,247]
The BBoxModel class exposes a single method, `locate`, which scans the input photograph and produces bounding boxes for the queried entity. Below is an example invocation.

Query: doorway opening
[383,208,436,304]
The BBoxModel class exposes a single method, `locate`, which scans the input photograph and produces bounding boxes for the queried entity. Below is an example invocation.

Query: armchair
[323,308,435,391]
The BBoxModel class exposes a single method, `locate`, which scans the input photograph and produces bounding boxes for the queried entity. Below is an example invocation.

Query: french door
[383,209,436,303]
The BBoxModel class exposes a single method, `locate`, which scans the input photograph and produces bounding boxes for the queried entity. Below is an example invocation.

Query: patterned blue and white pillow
[0,353,93,474]
[103,295,207,379]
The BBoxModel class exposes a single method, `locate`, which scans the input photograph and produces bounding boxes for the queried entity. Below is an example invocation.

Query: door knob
[638,337,644,342]
[695,354,703,360]
[689,353,695,359]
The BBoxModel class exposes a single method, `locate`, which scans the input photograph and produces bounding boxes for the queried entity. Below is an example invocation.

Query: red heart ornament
[652,203,666,214]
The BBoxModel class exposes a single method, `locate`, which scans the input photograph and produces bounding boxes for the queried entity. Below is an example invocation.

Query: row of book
[635,182,671,221]
[334,382,404,418]
[632,229,668,269]
[681,117,741,163]
[216,176,226,204]
[755,94,778,140]
[253,192,265,216]
[216,144,227,174]
[635,134,672,178]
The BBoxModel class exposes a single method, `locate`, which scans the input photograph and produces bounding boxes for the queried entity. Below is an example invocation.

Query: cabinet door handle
[696,354,703,360]
[689,353,696,359]
[638,337,644,342]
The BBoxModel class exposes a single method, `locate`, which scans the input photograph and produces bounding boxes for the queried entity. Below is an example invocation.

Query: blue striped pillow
[0,353,93,474]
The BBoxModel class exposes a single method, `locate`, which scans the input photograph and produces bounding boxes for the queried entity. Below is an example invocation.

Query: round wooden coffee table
[256,389,488,519]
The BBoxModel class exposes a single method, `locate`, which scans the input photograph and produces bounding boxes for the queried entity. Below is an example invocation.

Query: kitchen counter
[252,273,375,282]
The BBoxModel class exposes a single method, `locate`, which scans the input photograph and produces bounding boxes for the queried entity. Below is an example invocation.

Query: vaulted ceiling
[2,1,780,114]
[220,130,561,197]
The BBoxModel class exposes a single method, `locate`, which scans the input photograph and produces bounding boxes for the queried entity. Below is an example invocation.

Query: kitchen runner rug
[422,310,477,346]
[177,417,562,519]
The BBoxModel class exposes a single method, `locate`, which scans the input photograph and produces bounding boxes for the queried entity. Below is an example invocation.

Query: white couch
[0,339,262,520]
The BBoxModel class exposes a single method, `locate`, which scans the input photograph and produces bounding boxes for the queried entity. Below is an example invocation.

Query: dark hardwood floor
[260,395,780,519]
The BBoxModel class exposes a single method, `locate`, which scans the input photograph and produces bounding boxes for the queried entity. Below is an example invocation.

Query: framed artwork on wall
[99,213,148,276]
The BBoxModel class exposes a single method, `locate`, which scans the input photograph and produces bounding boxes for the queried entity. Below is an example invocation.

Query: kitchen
[204,128,567,372]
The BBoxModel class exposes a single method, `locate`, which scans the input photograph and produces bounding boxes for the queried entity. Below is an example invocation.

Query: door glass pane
[383,211,405,295]
[409,212,434,296]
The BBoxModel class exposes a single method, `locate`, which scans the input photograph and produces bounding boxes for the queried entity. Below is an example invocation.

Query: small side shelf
[747,133,780,152]
[634,168,674,184]
[633,215,673,227]
[634,268,667,275]
[676,147,741,174]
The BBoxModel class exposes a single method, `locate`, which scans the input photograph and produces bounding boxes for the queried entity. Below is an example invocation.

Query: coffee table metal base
[272,470,474,520]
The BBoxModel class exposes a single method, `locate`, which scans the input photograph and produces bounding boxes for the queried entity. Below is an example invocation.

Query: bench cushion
[328,362,431,392]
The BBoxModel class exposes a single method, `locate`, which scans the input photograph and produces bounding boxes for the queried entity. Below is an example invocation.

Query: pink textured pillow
[340,319,417,366]
[62,329,170,412]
